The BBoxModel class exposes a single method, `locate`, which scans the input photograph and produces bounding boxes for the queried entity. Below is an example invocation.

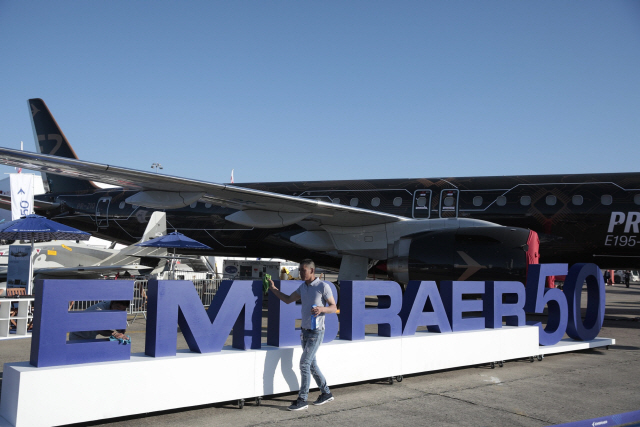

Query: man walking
[269,259,337,411]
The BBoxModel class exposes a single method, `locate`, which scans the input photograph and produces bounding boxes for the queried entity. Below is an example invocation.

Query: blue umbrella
[136,231,211,250]
[0,214,90,241]
[0,214,91,294]
[136,231,211,280]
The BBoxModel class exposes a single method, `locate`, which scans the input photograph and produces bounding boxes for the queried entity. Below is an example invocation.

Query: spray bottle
[311,305,318,330]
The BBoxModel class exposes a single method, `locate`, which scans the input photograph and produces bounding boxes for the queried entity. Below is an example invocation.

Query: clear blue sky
[1,1,639,184]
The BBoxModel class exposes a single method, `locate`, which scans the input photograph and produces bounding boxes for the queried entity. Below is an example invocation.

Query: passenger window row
[125,193,640,210]
[331,197,405,207]
[471,194,640,207]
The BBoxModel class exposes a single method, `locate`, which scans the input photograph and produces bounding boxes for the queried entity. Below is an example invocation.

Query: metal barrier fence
[69,279,222,322]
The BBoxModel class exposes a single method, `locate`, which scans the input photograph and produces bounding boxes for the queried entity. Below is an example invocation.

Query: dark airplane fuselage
[35,172,640,273]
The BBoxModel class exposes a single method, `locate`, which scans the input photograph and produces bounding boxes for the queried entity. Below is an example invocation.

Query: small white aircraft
[0,212,169,280]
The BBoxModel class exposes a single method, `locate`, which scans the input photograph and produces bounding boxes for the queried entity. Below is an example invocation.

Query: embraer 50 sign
[30,263,605,368]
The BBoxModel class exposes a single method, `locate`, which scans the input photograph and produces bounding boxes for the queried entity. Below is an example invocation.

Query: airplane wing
[142,255,205,260]
[0,147,407,228]
[34,264,152,276]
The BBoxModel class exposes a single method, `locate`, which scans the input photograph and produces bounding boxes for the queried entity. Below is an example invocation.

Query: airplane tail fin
[97,212,168,266]
[28,98,98,193]
[140,211,168,243]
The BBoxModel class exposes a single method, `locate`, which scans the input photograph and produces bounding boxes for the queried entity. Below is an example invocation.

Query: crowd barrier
[68,278,222,321]
[1,278,221,338]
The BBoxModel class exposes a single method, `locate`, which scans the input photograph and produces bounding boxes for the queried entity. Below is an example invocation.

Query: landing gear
[237,399,244,409]
[255,397,262,406]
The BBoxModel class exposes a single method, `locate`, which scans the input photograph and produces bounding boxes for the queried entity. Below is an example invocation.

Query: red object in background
[526,231,540,274]
[526,231,559,288]
[547,276,555,288]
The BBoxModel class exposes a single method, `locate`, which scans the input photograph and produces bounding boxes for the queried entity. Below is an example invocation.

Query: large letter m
[145,280,263,357]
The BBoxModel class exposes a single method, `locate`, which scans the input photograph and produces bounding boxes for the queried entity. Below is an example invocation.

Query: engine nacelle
[386,226,535,284]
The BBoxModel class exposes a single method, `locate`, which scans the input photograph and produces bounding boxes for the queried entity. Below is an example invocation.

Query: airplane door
[96,197,111,228]
[440,189,459,218]
[412,190,432,219]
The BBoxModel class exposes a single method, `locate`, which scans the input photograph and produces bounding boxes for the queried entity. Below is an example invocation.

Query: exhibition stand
[0,326,613,427]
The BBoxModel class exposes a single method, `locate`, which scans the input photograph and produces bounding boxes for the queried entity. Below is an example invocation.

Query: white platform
[540,337,615,355]
[0,326,614,427]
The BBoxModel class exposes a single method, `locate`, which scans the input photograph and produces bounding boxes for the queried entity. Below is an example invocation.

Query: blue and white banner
[10,173,34,220]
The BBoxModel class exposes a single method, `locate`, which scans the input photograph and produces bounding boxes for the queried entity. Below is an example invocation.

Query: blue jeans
[299,328,330,401]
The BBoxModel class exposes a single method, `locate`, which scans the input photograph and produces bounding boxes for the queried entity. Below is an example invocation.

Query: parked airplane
[0,211,169,281]
[0,98,639,284]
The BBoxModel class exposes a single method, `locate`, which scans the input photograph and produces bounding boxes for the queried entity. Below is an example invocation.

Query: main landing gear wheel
[529,356,535,363]
[255,397,262,406]
[396,376,403,382]
[490,362,495,369]
[498,361,504,368]
[237,399,244,409]
[537,355,543,361]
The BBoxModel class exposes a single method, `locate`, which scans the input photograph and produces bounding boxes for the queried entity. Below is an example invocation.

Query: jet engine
[385,226,537,284]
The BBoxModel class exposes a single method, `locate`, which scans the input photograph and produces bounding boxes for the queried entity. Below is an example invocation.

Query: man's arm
[269,279,301,304]
[311,296,337,316]
[96,330,128,339]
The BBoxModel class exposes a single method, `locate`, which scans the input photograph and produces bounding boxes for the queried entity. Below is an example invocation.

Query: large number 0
[563,263,605,341]
[524,264,568,346]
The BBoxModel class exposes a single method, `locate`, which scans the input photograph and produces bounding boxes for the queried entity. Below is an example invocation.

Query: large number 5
[524,264,568,346]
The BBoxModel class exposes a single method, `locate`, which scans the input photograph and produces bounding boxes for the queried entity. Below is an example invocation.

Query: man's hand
[311,306,324,316]
[112,331,128,340]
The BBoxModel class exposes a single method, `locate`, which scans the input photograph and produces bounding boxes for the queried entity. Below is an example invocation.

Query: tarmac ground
[1,280,639,426]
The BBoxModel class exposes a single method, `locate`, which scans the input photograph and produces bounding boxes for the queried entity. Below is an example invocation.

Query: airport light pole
[151,162,163,173]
